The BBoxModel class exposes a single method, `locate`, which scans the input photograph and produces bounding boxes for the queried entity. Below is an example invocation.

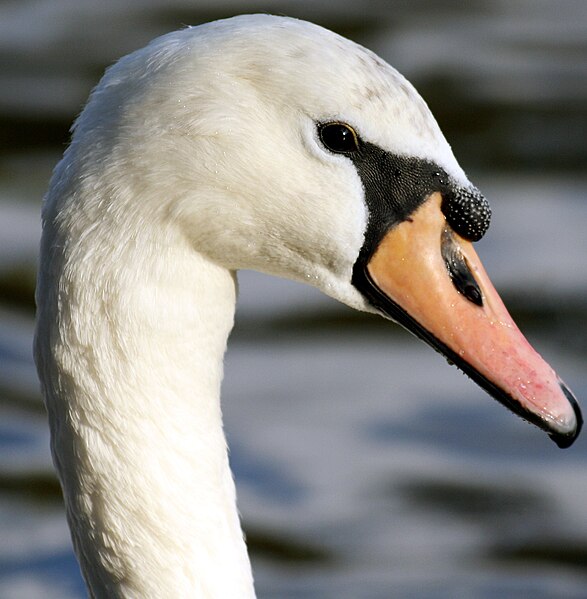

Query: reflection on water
[1,1,587,597]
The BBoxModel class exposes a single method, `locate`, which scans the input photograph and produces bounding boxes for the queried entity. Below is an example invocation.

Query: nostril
[442,186,491,241]
[441,228,483,307]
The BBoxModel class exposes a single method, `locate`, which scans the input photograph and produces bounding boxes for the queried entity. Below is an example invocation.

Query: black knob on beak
[442,186,491,241]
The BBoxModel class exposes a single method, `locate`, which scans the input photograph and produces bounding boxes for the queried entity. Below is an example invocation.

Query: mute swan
[34,14,581,598]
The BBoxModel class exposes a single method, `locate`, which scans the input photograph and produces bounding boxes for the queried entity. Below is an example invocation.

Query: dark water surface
[1,1,586,597]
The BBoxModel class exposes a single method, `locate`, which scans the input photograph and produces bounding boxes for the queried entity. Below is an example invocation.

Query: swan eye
[319,122,360,154]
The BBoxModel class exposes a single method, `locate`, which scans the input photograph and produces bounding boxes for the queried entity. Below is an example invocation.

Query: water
[1,2,586,597]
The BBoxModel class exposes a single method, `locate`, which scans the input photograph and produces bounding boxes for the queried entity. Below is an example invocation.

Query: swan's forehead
[271,40,433,135]
[296,49,449,163]
[202,17,467,184]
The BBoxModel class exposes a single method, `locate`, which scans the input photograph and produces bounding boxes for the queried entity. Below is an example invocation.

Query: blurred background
[1,1,586,597]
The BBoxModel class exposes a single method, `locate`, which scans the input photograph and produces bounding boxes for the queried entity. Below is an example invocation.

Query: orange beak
[362,192,581,447]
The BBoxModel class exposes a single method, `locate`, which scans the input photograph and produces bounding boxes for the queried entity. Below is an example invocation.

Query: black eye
[318,122,360,154]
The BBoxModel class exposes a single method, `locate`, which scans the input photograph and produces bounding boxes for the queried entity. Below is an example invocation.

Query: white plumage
[34,14,579,598]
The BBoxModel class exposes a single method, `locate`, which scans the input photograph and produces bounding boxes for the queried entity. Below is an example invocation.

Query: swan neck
[36,215,255,597]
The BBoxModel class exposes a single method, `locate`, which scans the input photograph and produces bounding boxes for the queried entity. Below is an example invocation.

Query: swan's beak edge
[358,192,582,447]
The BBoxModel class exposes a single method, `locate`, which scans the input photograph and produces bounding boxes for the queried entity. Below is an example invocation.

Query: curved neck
[36,214,254,597]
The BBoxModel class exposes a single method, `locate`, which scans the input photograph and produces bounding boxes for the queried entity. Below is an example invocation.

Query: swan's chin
[353,192,582,447]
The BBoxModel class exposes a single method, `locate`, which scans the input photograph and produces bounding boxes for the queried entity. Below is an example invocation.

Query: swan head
[58,14,581,446]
